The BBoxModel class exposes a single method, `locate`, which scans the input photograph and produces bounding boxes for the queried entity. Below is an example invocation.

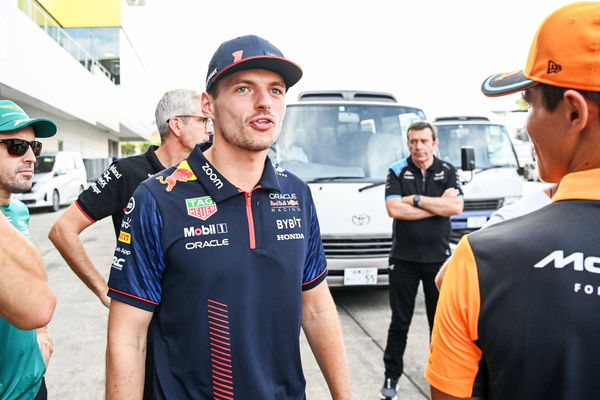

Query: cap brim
[2,118,58,138]
[481,70,539,97]
[208,56,303,92]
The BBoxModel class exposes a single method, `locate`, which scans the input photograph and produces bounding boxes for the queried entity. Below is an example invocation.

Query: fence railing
[16,0,116,83]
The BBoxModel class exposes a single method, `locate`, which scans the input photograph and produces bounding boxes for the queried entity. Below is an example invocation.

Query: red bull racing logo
[156,161,197,192]
[185,196,217,220]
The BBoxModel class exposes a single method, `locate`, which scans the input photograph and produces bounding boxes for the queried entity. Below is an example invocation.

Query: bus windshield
[436,123,518,170]
[271,104,426,181]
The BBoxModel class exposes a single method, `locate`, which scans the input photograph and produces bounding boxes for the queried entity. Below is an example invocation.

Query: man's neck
[154,141,190,169]
[411,156,434,175]
[203,142,267,193]
[0,191,12,206]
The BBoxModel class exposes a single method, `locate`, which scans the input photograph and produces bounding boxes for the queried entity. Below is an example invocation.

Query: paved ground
[29,180,551,399]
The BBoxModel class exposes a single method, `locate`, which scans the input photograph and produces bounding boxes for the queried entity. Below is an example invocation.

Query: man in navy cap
[0,100,57,400]
[105,36,353,399]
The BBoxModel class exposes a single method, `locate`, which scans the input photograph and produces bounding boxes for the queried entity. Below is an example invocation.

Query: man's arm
[106,300,153,400]
[49,203,110,307]
[386,196,436,220]
[402,188,464,217]
[302,280,352,400]
[0,213,56,329]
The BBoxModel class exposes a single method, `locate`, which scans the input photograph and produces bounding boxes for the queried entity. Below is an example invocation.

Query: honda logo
[352,214,371,226]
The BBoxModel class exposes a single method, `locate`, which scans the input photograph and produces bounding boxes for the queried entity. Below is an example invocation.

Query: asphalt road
[29,180,550,399]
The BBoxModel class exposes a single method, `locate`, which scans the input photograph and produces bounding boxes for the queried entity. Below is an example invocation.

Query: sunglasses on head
[0,138,43,157]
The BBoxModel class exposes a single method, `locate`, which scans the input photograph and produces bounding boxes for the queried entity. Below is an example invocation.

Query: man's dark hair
[539,83,600,112]
[407,120,436,141]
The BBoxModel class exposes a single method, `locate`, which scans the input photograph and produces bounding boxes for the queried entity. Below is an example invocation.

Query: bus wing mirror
[461,147,475,171]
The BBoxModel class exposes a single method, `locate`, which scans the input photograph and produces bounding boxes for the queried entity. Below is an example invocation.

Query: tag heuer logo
[185,196,217,220]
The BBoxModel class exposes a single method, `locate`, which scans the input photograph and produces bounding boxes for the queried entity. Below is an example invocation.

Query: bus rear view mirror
[461,147,475,171]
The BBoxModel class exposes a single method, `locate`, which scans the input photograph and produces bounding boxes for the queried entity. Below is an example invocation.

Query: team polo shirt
[0,200,45,400]
[76,145,164,236]
[107,144,327,400]
[425,168,600,399]
[385,156,462,263]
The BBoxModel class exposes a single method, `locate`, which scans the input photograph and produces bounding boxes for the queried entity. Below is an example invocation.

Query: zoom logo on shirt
[202,163,223,189]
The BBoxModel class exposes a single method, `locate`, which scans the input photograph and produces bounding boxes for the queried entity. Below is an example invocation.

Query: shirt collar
[145,145,165,171]
[186,144,282,202]
[407,155,439,172]
[552,168,600,202]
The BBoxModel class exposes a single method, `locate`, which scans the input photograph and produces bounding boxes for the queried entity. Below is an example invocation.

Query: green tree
[121,142,136,156]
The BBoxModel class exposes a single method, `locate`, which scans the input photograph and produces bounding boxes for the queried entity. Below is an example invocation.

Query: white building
[0,0,154,177]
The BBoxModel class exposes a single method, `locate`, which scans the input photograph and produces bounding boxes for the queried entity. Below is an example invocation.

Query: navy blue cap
[205,35,302,92]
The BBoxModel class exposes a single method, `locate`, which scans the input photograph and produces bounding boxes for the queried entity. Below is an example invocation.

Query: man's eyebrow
[522,89,531,102]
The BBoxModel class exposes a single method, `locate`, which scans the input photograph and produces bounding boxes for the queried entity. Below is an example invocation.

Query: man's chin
[10,183,32,194]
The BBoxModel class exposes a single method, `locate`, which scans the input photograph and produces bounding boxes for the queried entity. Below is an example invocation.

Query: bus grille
[463,199,503,211]
[322,236,392,259]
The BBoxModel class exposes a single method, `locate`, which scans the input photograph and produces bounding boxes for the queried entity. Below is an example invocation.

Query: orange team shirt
[425,168,600,399]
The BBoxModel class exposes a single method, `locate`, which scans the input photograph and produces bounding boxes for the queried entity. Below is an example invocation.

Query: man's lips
[249,116,275,131]
[16,168,34,177]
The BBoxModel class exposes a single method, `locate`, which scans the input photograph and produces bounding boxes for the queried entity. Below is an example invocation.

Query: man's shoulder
[435,157,457,172]
[272,165,311,193]
[114,151,154,175]
[388,158,409,176]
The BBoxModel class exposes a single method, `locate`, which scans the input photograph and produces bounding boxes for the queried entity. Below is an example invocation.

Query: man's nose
[254,89,272,110]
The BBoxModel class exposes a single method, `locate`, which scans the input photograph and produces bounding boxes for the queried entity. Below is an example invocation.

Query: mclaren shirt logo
[185,239,229,249]
[534,250,600,274]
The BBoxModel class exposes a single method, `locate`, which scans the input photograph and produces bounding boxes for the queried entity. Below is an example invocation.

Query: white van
[271,90,426,286]
[14,151,87,212]
[433,116,523,241]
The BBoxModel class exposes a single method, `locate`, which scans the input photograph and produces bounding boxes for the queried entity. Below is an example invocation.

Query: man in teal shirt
[0,100,57,399]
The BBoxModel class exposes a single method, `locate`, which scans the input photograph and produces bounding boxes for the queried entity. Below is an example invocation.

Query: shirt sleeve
[446,164,464,197]
[425,236,483,398]
[107,184,166,311]
[385,168,403,200]
[76,162,127,222]
[301,196,327,291]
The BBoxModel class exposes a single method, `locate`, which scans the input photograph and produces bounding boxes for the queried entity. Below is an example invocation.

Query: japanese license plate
[467,216,487,228]
[343,267,378,285]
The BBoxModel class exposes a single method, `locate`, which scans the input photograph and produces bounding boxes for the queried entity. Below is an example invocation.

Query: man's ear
[201,93,215,120]
[563,90,589,135]
[168,117,182,138]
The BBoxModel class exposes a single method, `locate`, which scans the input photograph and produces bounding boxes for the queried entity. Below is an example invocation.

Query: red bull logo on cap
[186,196,217,220]
[156,161,197,192]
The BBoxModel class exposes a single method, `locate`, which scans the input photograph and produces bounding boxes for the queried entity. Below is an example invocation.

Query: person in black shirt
[49,89,213,307]
[379,120,463,400]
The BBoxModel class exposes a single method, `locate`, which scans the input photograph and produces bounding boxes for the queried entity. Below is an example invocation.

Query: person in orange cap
[426,2,600,399]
